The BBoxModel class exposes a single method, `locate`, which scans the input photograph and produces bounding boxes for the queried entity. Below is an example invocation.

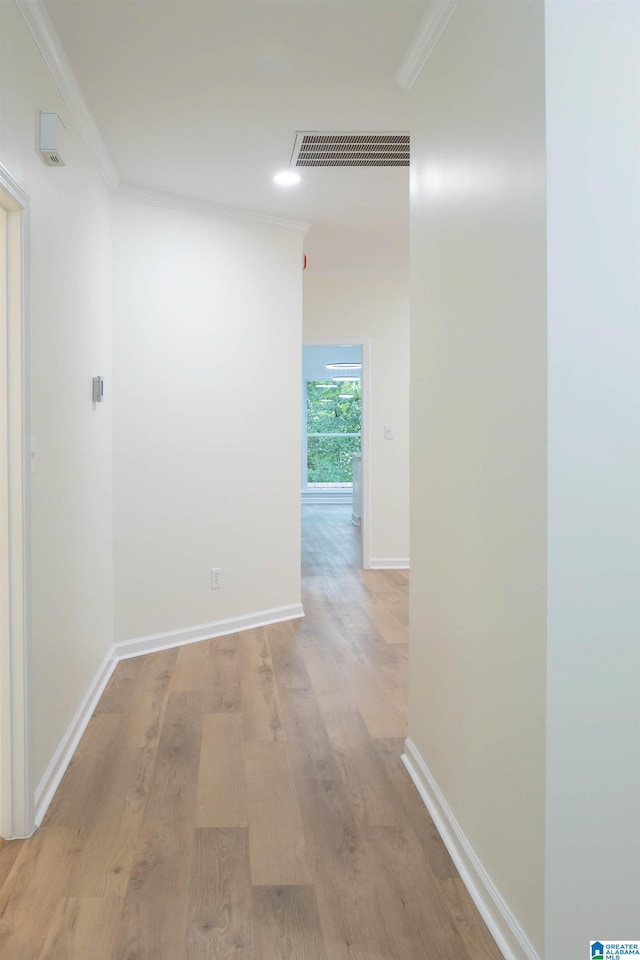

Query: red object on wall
[303,254,307,271]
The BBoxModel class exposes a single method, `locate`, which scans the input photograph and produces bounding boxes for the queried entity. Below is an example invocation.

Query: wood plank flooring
[0,504,503,959]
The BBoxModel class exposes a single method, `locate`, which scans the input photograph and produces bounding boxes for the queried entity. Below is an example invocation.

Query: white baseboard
[368,557,409,569]
[114,603,305,660]
[34,647,118,826]
[402,739,541,960]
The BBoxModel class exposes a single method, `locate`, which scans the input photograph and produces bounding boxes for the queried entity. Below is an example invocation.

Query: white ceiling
[303,344,362,381]
[42,0,426,270]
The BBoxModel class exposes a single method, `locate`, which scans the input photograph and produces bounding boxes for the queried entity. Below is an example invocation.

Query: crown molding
[14,0,120,192]
[395,0,460,92]
[113,183,310,235]
[14,0,310,236]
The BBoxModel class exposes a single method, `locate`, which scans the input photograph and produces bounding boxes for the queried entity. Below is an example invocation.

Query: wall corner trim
[402,739,541,960]
[33,648,118,826]
[114,603,305,661]
[368,558,409,570]
[395,0,460,92]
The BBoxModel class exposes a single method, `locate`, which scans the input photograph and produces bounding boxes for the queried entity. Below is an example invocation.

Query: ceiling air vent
[290,132,409,168]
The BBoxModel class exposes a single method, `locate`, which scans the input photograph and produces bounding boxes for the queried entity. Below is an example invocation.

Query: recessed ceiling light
[273,171,301,186]
[338,394,354,399]
[332,376,359,382]
[326,362,362,370]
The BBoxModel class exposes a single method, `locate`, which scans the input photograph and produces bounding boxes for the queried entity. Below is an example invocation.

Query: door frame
[0,162,33,839]
[302,338,372,568]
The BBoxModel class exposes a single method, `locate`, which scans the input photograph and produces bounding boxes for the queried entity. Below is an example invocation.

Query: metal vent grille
[290,132,409,167]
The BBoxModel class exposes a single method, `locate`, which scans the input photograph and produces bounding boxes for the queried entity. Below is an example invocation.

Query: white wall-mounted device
[92,376,104,403]
[39,112,66,166]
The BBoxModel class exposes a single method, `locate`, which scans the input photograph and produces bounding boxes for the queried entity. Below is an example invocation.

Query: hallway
[0,505,501,959]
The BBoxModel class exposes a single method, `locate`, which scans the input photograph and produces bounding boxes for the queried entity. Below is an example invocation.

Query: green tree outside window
[306,380,361,484]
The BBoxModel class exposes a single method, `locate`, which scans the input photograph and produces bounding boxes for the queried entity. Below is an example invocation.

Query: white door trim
[0,162,33,839]
[302,338,372,568]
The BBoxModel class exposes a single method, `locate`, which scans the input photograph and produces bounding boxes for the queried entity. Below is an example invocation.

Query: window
[305,379,361,486]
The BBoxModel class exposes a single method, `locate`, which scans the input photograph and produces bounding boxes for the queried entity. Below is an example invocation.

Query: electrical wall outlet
[211,567,222,590]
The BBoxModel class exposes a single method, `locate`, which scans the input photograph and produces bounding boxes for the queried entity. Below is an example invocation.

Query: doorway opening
[0,164,32,840]
[302,340,370,569]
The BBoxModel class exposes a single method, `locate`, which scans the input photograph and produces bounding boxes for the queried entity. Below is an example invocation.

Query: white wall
[0,3,114,797]
[544,3,640,956]
[408,1,547,953]
[303,270,409,565]
[113,199,304,644]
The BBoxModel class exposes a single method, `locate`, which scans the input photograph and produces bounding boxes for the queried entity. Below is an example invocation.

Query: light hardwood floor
[0,504,502,959]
